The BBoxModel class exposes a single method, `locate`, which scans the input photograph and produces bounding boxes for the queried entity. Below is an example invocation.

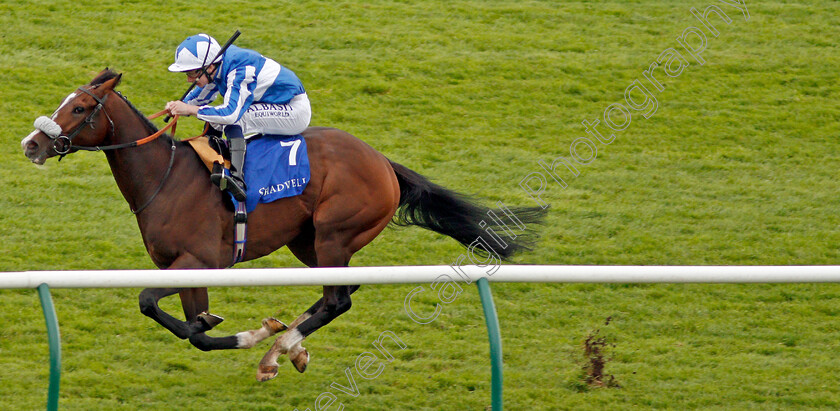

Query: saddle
[187,135,230,175]
[187,134,310,213]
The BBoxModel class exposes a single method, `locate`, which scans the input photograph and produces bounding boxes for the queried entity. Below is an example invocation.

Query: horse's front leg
[139,286,251,350]
[137,254,222,340]
[178,288,225,331]
[139,254,288,351]
[138,287,215,339]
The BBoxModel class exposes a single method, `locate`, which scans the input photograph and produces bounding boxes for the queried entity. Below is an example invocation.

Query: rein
[130,117,177,215]
[71,103,179,152]
[79,110,178,151]
[36,88,180,154]
[124,107,180,215]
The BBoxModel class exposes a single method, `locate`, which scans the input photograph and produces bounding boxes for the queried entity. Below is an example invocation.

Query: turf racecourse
[2,0,839,409]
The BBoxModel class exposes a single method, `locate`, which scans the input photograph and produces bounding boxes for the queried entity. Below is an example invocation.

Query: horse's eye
[73,106,85,114]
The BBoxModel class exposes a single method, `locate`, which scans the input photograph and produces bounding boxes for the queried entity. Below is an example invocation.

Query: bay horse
[21,69,545,381]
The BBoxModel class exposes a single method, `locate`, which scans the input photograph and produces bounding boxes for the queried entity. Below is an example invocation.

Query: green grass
[2,0,839,409]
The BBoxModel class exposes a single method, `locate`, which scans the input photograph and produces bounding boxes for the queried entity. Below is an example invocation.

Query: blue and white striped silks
[185,45,305,125]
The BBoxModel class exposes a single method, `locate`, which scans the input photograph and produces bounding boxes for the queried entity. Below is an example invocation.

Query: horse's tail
[388,160,547,260]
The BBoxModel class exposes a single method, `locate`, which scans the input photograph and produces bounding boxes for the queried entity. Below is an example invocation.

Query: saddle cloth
[188,134,310,212]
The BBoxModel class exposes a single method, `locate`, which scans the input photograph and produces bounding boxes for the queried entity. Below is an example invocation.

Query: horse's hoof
[263,317,288,334]
[197,312,225,329]
[256,364,279,382]
[290,347,309,373]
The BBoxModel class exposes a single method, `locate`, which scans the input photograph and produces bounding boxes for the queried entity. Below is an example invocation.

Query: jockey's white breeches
[216,93,311,138]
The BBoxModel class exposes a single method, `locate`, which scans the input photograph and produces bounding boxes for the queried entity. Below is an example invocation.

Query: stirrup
[224,176,247,201]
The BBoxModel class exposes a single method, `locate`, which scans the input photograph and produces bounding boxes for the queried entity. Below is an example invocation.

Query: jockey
[165,33,311,201]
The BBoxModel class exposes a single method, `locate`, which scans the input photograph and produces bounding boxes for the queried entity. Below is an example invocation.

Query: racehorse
[21,69,546,381]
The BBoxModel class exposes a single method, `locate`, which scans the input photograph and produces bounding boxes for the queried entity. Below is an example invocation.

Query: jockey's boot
[222,137,247,201]
[211,125,247,202]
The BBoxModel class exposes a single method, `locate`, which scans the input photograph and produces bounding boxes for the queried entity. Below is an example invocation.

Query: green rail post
[37,283,61,411]
[476,277,503,410]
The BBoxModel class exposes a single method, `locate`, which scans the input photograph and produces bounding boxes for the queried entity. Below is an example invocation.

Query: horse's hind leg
[255,296,320,380]
[257,227,321,373]
[288,285,361,371]
[255,190,394,380]
[257,284,361,380]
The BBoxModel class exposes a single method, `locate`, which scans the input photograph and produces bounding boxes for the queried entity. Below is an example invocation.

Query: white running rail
[2,265,840,289]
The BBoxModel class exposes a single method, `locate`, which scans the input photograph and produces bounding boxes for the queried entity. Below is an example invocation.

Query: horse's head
[22,69,122,164]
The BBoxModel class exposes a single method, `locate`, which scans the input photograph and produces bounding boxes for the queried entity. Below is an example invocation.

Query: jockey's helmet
[168,34,222,72]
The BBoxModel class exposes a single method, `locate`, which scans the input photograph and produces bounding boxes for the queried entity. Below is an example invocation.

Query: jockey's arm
[194,66,257,125]
[165,83,218,117]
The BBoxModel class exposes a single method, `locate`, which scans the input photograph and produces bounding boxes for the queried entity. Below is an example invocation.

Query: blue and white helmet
[168,34,222,72]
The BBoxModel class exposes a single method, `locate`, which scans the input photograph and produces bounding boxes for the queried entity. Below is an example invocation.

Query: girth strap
[232,203,247,266]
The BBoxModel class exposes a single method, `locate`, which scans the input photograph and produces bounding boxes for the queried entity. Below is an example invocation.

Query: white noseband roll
[34,116,62,138]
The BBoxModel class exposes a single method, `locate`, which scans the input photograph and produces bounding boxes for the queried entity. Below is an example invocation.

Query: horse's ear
[100,73,122,92]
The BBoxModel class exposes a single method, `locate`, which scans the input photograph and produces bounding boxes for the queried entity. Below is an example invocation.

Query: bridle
[36,86,180,215]
[41,87,178,156]
[48,87,116,156]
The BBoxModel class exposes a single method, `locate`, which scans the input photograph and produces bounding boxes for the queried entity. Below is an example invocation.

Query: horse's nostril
[26,140,38,151]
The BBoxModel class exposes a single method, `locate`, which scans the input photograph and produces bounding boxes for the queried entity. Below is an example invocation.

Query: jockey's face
[186,65,215,87]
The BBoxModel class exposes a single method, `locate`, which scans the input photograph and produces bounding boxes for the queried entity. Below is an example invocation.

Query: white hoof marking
[279,329,304,354]
[236,322,274,349]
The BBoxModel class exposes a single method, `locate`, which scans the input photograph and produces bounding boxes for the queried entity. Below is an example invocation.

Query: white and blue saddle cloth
[234,134,310,212]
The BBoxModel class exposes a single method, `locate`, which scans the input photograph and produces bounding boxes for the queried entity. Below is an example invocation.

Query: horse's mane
[89,69,163,135]
[119,94,163,135]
